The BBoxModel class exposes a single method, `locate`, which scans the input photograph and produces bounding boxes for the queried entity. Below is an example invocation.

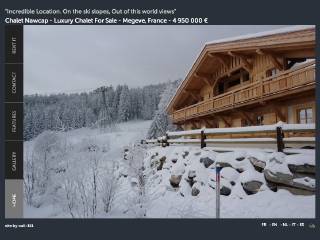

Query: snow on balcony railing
[205,138,277,143]
[281,123,315,131]
[166,122,315,137]
[283,137,315,143]
[167,139,201,143]
[145,123,315,152]
[167,128,203,136]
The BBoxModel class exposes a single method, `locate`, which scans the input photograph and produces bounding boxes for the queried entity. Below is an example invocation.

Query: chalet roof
[166,25,315,114]
[204,25,314,45]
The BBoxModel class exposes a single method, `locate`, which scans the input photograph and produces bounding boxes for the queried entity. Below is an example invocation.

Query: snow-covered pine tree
[23,108,34,141]
[147,79,182,139]
[117,85,131,122]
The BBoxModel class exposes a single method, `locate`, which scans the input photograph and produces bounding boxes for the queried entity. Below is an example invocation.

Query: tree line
[24,83,167,140]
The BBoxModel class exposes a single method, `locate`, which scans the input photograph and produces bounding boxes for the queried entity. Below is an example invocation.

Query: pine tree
[147,79,182,139]
[117,85,131,122]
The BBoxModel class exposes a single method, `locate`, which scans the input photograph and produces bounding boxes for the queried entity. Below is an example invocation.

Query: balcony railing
[172,61,315,122]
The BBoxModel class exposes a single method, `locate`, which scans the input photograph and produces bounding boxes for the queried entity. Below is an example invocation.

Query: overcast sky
[24,25,290,95]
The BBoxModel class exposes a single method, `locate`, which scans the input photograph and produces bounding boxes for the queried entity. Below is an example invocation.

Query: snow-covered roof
[205,25,315,46]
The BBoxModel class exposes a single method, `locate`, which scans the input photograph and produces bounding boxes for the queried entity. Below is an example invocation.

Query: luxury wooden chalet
[167,26,316,131]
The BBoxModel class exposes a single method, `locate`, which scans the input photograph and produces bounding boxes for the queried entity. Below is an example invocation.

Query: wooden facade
[167,26,316,132]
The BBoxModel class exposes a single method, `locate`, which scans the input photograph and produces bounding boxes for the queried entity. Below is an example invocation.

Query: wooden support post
[276,126,284,152]
[269,55,284,71]
[256,49,284,70]
[211,78,219,94]
[201,130,206,149]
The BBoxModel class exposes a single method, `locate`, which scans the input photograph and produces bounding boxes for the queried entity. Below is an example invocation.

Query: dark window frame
[297,108,313,124]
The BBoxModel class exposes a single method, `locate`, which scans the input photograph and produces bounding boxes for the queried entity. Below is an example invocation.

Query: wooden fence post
[276,126,284,152]
[201,130,206,148]
[165,133,169,147]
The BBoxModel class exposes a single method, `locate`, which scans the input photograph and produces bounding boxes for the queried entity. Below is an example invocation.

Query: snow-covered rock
[200,157,215,168]
[264,170,292,186]
[188,170,197,179]
[293,177,315,190]
[264,154,315,192]
[219,178,232,196]
[215,151,253,173]
[248,156,266,172]
[182,151,189,158]
[191,182,201,196]
[169,175,182,187]
[157,156,166,170]
[220,167,240,183]
[169,161,186,187]
[288,164,315,174]
[171,158,178,163]
[240,169,265,194]
[171,161,185,175]
[286,153,315,174]
[242,181,263,195]
[220,186,231,196]
[264,152,293,184]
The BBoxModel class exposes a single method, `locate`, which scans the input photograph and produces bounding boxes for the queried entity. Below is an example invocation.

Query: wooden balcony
[171,61,315,123]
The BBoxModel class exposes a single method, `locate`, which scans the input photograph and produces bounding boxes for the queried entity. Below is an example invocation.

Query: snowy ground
[24,122,315,218]
[24,120,151,218]
[140,146,315,218]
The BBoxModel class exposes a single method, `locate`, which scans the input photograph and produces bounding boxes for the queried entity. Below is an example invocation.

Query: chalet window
[227,78,240,88]
[218,82,224,94]
[266,68,279,77]
[256,115,264,125]
[297,108,313,124]
[243,73,250,82]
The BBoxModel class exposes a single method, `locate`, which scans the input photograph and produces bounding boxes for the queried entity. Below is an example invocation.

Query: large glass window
[297,108,313,123]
